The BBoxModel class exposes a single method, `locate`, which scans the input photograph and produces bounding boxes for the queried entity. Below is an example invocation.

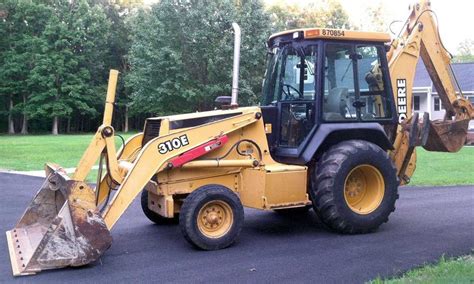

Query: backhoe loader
[6,0,473,276]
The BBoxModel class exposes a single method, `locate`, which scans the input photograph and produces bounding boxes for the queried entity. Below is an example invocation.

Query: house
[413,62,474,129]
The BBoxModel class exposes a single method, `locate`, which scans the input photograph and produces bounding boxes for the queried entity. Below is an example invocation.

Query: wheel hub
[344,164,385,215]
[198,201,233,238]
[346,176,364,197]
[203,207,223,227]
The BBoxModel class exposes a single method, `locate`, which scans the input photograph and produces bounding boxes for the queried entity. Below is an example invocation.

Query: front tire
[311,140,399,234]
[179,185,244,250]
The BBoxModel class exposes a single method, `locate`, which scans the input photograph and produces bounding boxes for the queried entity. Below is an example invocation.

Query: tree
[453,39,474,63]
[0,0,51,134]
[235,0,272,105]
[304,0,352,29]
[266,1,304,31]
[126,0,271,116]
[266,0,352,32]
[98,0,142,132]
[26,0,110,134]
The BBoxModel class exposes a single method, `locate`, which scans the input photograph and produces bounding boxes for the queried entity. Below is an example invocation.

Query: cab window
[356,45,392,120]
[262,45,317,105]
[322,43,392,121]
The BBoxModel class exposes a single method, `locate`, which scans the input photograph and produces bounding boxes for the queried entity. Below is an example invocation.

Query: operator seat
[323,87,349,120]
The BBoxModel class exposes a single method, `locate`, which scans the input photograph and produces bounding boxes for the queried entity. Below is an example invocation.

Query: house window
[434,98,440,111]
[414,96,420,111]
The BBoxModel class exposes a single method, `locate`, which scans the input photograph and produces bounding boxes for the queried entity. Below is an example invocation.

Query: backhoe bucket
[6,164,112,276]
[423,118,470,152]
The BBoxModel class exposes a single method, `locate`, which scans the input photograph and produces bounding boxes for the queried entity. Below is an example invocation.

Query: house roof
[414,62,474,93]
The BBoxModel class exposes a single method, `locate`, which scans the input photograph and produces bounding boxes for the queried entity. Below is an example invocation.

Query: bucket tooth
[6,164,112,276]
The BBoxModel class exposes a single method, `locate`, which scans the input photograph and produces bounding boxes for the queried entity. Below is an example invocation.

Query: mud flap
[6,164,112,276]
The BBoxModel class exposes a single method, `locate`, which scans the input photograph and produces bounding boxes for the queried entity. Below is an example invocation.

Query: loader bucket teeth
[6,164,112,276]
[422,118,470,152]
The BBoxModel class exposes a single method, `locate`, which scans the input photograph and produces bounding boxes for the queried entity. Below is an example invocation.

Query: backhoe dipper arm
[387,0,473,182]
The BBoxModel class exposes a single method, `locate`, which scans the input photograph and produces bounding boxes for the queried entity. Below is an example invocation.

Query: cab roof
[268,28,391,46]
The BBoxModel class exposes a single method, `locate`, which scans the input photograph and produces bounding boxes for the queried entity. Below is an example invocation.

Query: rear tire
[179,185,244,250]
[310,140,399,234]
[141,190,178,225]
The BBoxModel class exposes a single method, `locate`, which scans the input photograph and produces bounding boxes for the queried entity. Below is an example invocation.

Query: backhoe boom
[387,0,473,182]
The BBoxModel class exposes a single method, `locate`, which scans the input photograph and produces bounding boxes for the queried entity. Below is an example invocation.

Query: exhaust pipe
[231,23,241,107]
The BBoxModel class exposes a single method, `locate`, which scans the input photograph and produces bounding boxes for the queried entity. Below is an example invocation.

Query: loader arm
[72,69,122,183]
[101,110,261,229]
[387,0,473,182]
[5,70,122,276]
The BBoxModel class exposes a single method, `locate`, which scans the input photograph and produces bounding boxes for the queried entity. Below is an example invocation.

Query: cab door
[277,45,318,153]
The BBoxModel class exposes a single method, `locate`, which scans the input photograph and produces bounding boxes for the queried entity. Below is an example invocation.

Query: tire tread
[311,140,399,234]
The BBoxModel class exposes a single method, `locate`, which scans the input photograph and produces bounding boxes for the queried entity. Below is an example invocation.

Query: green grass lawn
[370,254,474,283]
[0,134,473,186]
[409,147,474,186]
[0,133,135,171]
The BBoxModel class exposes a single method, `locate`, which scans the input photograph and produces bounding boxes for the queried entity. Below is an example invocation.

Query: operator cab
[261,28,397,164]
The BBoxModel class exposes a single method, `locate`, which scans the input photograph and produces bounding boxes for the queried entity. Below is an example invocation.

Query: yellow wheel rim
[344,164,385,215]
[197,200,233,238]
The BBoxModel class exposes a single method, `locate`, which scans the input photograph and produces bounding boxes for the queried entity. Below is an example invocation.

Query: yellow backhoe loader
[6,0,473,276]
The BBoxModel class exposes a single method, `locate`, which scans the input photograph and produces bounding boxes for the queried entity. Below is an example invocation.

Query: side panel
[264,170,308,208]
[239,168,309,210]
[239,169,266,209]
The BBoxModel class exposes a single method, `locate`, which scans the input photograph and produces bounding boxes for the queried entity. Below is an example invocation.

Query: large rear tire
[310,140,399,234]
[179,184,244,250]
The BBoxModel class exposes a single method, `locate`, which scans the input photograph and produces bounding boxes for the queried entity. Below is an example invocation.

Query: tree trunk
[21,94,28,134]
[67,117,71,133]
[124,105,129,132]
[52,116,59,135]
[8,96,15,134]
[21,116,28,134]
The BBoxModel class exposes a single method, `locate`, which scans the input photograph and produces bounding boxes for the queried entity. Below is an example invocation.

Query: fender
[274,123,394,165]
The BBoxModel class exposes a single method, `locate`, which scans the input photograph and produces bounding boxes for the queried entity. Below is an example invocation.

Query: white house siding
[412,62,473,129]
[413,87,430,116]
[410,88,474,130]
[426,93,474,128]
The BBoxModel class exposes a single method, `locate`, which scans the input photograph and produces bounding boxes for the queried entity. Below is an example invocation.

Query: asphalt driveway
[0,173,472,283]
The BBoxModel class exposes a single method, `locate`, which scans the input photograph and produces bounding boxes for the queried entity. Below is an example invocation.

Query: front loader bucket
[423,118,470,152]
[6,164,112,276]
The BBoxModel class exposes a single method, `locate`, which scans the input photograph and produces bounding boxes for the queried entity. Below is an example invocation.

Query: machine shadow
[242,209,327,237]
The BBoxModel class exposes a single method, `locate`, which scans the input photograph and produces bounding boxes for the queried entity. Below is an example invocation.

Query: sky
[143,0,473,53]
[338,0,473,52]
[263,0,473,52]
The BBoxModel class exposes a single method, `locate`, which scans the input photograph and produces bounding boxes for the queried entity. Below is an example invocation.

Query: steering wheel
[282,84,303,100]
